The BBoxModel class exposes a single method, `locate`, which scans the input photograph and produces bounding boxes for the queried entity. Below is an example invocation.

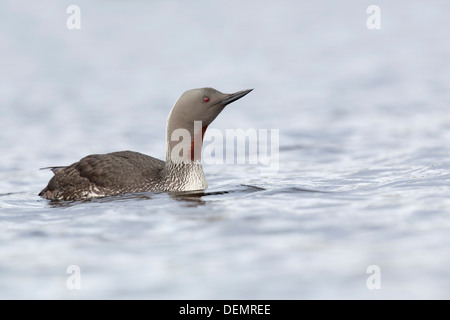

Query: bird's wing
[72,151,165,188]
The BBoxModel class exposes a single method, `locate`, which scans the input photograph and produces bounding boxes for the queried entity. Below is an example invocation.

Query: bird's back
[39,151,165,201]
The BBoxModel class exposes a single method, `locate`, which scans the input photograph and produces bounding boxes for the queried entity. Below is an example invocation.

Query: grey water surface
[1,0,450,299]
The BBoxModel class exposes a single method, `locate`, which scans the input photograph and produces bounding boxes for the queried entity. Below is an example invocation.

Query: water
[1,0,450,299]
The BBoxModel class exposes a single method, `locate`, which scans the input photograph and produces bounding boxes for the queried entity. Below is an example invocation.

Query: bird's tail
[40,166,67,174]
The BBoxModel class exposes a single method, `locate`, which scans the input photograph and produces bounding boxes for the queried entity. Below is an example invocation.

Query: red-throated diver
[39,87,253,201]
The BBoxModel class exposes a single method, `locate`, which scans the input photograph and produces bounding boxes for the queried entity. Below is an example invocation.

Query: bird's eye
[203,96,210,102]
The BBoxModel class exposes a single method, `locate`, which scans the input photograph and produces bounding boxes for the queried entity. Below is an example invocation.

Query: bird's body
[39,88,252,201]
[39,151,206,200]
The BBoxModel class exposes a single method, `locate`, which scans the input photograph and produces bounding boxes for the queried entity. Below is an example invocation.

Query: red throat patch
[190,126,208,161]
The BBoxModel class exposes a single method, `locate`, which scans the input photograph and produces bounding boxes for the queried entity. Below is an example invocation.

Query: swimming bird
[39,87,253,201]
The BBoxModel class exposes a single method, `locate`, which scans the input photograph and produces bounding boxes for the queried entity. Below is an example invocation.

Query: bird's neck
[165,121,208,164]
[161,121,208,191]
[161,160,207,191]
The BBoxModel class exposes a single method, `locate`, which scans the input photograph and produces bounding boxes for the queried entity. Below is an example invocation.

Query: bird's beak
[219,88,253,106]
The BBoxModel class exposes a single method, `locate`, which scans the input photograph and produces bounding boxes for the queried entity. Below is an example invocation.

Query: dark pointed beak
[220,88,253,106]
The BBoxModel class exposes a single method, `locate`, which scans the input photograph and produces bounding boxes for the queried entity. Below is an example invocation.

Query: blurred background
[0,0,449,299]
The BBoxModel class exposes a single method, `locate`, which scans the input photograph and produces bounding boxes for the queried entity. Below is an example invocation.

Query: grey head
[166,87,253,163]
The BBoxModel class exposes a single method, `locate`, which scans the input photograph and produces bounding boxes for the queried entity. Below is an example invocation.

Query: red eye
[203,96,210,102]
